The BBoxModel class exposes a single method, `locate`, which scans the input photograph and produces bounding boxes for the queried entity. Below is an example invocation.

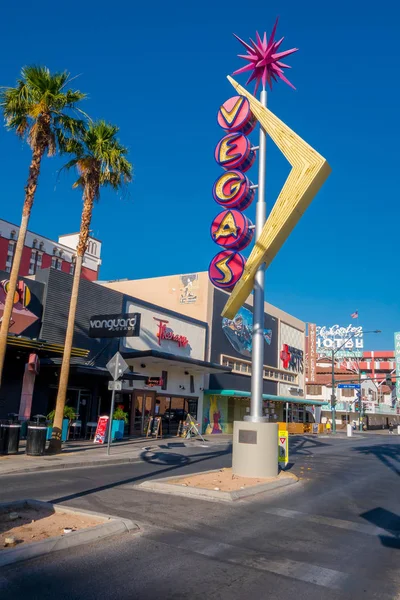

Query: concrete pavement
[0,435,399,599]
[0,434,232,475]
[1,430,395,476]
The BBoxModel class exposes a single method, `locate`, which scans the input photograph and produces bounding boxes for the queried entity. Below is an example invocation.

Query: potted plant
[47,406,76,441]
[112,405,128,440]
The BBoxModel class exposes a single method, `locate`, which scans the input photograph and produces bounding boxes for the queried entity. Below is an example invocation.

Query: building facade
[101,272,323,433]
[0,268,228,438]
[306,323,400,429]
[0,218,101,281]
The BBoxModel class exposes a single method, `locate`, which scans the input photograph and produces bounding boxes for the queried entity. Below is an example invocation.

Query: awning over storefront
[121,350,232,374]
[40,359,147,380]
[6,334,89,358]
[204,389,326,407]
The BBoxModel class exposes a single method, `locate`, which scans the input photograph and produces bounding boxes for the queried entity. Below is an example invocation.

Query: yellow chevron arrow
[222,77,331,319]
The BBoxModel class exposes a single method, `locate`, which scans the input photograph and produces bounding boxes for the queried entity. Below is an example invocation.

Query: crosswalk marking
[262,507,390,536]
[144,530,396,597]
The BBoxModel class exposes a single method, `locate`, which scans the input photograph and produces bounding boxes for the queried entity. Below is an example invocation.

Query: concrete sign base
[232,421,278,478]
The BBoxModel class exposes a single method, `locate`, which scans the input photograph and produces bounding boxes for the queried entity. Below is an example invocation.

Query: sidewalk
[0,435,233,476]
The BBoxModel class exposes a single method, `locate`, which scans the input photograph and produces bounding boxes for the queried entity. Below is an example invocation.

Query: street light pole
[330,329,380,434]
[248,89,267,422]
[331,348,336,433]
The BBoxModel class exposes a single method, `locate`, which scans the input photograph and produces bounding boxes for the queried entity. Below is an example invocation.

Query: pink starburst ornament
[233,18,298,95]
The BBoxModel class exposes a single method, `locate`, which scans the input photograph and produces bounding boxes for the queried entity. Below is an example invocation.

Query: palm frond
[0,64,88,156]
[62,119,133,201]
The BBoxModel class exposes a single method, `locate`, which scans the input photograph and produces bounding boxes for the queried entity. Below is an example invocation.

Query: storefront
[1,268,229,438]
[100,272,318,434]
[205,289,318,433]
[118,297,230,435]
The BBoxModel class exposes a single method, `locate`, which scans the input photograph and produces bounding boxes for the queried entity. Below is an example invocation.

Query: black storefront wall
[0,270,45,417]
[35,269,123,366]
[30,269,125,419]
[209,289,278,395]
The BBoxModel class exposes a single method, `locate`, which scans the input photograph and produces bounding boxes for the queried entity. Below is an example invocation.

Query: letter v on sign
[221,77,331,319]
[220,96,245,127]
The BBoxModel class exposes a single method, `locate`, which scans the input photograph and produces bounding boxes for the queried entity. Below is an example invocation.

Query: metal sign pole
[105,352,128,456]
[247,88,267,423]
[107,387,116,456]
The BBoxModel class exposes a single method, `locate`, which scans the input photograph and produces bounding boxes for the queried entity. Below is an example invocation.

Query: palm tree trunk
[47,253,83,452]
[48,186,95,454]
[0,144,44,387]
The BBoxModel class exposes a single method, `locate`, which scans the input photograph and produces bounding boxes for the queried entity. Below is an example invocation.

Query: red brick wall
[81,266,97,281]
[19,246,32,275]
[41,254,52,270]
[0,237,9,271]
[61,260,71,274]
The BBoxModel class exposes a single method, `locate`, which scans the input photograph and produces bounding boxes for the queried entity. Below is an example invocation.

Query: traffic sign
[278,430,289,467]
[106,352,129,381]
[338,384,360,389]
[108,380,122,391]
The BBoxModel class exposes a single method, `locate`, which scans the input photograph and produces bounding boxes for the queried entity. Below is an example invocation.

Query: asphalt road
[1,435,399,600]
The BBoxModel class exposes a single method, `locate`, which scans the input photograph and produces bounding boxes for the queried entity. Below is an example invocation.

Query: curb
[0,499,139,568]
[0,455,143,476]
[133,469,298,503]
[0,440,232,476]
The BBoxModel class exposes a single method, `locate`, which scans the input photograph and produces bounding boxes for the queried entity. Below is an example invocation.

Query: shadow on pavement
[353,443,400,476]
[289,436,331,456]
[360,507,400,549]
[49,446,231,505]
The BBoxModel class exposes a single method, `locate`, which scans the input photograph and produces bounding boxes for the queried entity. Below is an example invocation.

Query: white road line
[262,507,388,536]
[150,533,350,591]
[144,530,398,597]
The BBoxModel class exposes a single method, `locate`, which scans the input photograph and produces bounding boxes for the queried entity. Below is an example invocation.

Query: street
[0,434,399,599]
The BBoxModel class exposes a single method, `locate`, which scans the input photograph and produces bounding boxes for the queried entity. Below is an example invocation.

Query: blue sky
[1,0,399,350]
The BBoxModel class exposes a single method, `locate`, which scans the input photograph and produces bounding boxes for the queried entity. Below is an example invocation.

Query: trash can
[0,418,21,455]
[26,415,48,456]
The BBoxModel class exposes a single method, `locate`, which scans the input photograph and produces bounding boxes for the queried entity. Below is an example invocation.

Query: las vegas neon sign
[208,95,256,291]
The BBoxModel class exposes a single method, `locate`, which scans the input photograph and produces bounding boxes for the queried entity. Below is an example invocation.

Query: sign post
[395,332,400,404]
[278,430,289,468]
[106,352,128,455]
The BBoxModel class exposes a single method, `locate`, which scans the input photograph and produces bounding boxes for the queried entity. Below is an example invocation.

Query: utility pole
[330,329,380,434]
[331,349,336,433]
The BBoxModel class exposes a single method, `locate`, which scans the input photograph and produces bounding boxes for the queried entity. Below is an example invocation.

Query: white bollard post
[347,423,353,437]
[397,425,400,436]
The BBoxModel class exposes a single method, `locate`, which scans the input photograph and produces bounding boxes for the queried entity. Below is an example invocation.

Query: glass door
[130,391,155,436]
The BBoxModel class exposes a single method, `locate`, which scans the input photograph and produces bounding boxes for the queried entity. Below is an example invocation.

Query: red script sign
[154,318,189,348]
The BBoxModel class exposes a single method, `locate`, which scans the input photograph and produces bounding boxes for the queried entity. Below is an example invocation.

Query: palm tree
[0,66,86,386]
[48,120,132,453]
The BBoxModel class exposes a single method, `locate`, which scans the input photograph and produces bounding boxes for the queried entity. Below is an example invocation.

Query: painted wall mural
[222,305,272,358]
[203,395,228,434]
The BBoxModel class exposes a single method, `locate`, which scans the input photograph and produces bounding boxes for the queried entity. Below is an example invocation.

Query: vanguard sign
[89,313,141,338]
[316,324,364,355]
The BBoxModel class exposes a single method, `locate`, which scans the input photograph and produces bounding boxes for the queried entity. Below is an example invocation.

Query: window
[70,263,75,275]
[342,388,355,398]
[10,230,16,240]
[32,239,37,249]
[39,241,44,250]
[308,385,322,395]
[221,354,298,384]
[6,240,16,268]
[51,256,62,270]
[29,250,43,275]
